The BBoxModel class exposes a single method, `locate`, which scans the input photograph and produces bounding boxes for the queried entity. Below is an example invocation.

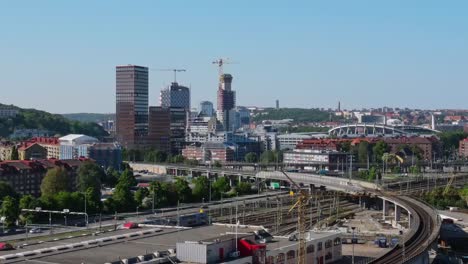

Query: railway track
[370,196,437,264]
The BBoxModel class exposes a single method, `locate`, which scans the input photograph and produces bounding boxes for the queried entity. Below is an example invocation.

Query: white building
[265,231,342,264]
[59,134,99,159]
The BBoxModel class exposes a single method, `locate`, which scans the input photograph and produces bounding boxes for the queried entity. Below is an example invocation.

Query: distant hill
[0,103,109,139]
[62,113,115,123]
[252,108,336,123]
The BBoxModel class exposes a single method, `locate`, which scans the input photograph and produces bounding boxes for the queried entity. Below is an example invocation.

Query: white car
[29,228,42,234]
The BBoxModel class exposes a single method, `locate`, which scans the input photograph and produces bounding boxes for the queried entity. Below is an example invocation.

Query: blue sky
[1,1,467,113]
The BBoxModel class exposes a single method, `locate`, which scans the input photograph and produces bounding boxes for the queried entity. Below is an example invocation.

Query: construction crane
[152,68,186,83]
[280,171,309,264]
[212,58,236,76]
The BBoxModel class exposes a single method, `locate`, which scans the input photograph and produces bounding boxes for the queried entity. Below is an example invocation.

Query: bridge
[130,162,443,263]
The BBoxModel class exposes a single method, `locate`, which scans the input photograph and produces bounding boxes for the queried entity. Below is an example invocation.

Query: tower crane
[280,171,310,264]
[212,58,237,76]
[152,68,186,83]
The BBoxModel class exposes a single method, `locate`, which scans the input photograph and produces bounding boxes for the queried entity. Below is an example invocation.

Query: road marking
[25,259,60,264]
[127,240,171,247]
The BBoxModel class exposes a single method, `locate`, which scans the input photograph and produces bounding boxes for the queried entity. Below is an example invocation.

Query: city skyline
[1,1,468,113]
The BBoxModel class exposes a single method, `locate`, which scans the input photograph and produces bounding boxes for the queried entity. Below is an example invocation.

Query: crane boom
[212,58,237,76]
[151,68,186,83]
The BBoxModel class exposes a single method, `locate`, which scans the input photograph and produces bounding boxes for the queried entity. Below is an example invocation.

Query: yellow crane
[212,58,237,76]
[280,171,309,264]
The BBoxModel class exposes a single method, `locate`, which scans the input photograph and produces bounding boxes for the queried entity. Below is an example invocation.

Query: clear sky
[1,1,467,113]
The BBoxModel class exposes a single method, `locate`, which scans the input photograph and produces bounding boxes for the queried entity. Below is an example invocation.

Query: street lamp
[351,226,356,264]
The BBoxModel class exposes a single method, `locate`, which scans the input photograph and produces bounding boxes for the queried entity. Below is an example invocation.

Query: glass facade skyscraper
[115,65,149,149]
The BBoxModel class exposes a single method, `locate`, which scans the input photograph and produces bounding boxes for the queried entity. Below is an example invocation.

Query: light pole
[351,226,356,264]
[83,192,88,228]
[152,183,155,214]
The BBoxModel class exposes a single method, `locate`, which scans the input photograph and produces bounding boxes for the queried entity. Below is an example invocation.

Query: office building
[199,101,214,117]
[283,149,348,171]
[88,142,122,170]
[217,74,236,131]
[116,65,149,149]
[160,82,190,110]
[148,106,171,153]
[169,107,187,155]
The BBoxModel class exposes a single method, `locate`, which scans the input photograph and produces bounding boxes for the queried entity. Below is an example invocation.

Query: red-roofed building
[18,142,47,160]
[29,137,60,159]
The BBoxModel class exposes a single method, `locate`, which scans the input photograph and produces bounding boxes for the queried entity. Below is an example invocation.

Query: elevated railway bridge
[130,162,444,263]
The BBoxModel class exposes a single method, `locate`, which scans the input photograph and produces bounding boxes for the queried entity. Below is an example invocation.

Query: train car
[178,212,208,227]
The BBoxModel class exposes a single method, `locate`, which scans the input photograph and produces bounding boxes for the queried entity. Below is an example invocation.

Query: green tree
[54,191,75,211]
[0,196,20,227]
[212,177,231,199]
[174,178,192,203]
[373,141,389,163]
[85,187,101,213]
[260,150,276,164]
[213,160,222,168]
[244,152,258,163]
[111,169,137,212]
[357,142,370,166]
[236,181,252,195]
[119,169,137,187]
[0,181,18,200]
[184,159,199,166]
[103,167,119,187]
[10,146,19,160]
[134,188,149,206]
[40,167,70,197]
[19,195,39,224]
[192,176,210,202]
[367,167,377,181]
[77,162,103,191]
[155,150,168,162]
[171,154,185,164]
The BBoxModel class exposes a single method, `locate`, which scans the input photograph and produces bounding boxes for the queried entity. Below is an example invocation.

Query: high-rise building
[216,74,236,131]
[199,101,214,117]
[148,106,171,153]
[169,107,187,155]
[160,82,190,110]
[276,100,279,109]
[115,65,149,149]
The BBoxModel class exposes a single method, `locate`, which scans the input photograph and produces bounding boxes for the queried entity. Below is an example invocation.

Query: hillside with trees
[0,103,108,138]
[61,113,115,123]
